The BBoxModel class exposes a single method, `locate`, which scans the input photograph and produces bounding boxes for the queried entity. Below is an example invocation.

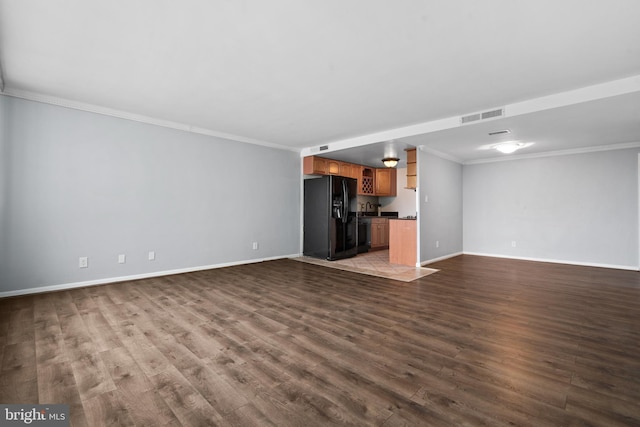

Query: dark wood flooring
[1,255,639,426]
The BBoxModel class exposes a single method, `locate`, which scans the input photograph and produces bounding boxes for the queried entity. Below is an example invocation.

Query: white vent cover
[460,108,504,125]
[460,113,481,124]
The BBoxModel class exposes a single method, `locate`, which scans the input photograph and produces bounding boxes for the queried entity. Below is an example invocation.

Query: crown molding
[0,89,300,152]
[463,141,640,165]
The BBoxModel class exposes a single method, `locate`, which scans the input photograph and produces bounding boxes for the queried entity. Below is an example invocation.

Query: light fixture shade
[382,157,399,168]
[494,142,524,154]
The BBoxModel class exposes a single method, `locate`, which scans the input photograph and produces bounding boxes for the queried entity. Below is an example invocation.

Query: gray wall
[419,149,463,264]
[0,97,8,280]
[0,96,301,293]
[463,148,639,269]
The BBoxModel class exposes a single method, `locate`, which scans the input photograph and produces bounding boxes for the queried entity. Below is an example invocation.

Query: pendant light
[382,140,399,167]
[382,157,399,168]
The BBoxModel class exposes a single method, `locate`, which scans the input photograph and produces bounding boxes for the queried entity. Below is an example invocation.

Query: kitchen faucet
[366,202,376,212]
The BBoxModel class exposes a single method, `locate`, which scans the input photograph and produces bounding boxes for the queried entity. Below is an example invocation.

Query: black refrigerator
[304,175,358,260]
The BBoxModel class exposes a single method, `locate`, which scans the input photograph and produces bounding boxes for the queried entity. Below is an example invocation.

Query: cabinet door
[381,221,389,246]
[370,218,389,249]
[375,168,397,196]
[350,164,361,179]
[370,223,382,248]
[340,162,356,178]
[303,156,328,175]
[328,160,341,175]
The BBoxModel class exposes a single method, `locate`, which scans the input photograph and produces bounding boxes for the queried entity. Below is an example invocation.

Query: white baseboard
[0,253,300,298]
[421,252,464,266]
[463,252,639,271]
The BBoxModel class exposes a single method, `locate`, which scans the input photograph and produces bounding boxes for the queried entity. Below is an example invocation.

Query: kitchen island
[389,218,417,266]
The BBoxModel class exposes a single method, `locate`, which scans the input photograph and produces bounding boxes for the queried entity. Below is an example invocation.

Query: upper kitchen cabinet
[304,156,360,179]
[304,156,395,196]
[303,156,328,175]
[405,148,417,189]
[360,167,375,195]
[327,159,341,175]
[375,168,397,197]
[342,162,360,179]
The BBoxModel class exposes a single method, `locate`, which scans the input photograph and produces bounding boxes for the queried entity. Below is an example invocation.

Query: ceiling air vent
[460,113,481,124]
[319,145,329,151]
[460,108,505,125]
[482,108,504,120]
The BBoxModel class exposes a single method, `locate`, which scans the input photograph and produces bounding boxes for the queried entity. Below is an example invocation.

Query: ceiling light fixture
[493,141,526,154]
[382,157,399,168]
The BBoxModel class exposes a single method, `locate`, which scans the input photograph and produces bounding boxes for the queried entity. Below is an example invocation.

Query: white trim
[463,252,639,271]
[421,251,464,266]
[300,116,459,158]
[638,153,640,270]
[0,254,300,298]
[0,90,299,153]
[464,141,640,165]
[300,75,640,158]
[506,75,640,118]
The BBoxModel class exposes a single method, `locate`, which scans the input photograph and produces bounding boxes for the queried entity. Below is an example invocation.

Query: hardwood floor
[1,255,639,426]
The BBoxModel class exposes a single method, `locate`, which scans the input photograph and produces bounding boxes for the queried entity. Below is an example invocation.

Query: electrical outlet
[512,241,517,248]
[148,251,155,261]
[436,240,440,248]
[79,257,88,268]
[118,254,126,264]
[252,242,259,250]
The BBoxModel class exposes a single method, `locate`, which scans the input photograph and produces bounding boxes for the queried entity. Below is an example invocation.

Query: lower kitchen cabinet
[370,217,389,250]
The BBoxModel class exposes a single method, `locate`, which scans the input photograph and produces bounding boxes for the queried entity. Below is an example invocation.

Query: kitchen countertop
[357,216,398,220]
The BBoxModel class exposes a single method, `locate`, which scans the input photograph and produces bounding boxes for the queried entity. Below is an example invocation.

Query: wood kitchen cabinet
[375,168,397,196]
[370,217,389,250]
[389,219,417,266]
[304,156,361,180]
[342,162,360,179]
[327,159,341,175]
[304,156,397,197]
[360,167,375,195]
[405,148,417,189]
[303,156,329,175]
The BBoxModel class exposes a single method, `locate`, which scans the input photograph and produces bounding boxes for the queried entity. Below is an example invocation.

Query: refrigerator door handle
[342,179,349,223]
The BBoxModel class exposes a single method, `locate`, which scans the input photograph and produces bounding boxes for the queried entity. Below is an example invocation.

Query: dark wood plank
[1,255,639,426]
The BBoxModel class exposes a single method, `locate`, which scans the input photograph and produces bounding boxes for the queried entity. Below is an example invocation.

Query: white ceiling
[1,1,639,163]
